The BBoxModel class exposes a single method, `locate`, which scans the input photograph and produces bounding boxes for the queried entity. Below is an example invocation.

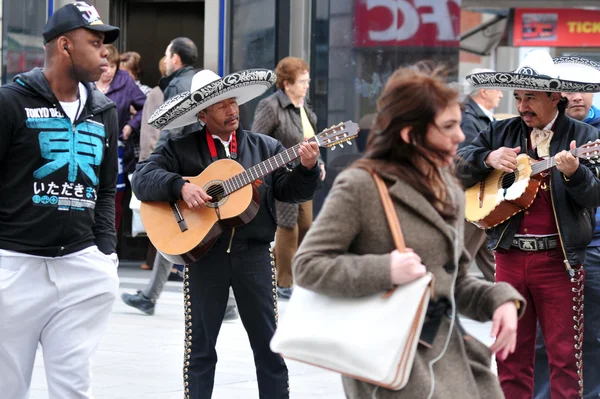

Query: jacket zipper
[549,176,573,276]
[227,227,236,254]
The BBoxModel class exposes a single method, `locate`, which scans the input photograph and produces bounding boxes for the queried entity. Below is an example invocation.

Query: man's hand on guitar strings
[554,140,579,178]
[484,146,521,172]
[181,182,212,209]
[298,141,320,169]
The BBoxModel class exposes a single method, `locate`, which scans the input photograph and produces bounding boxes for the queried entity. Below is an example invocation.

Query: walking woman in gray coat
[293,63,525,399]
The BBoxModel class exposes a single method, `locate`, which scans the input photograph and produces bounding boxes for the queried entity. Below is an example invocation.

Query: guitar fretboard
[530,148,577,175]
[222,138,314,195]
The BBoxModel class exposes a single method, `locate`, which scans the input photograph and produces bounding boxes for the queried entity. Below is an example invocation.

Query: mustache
[520,112,537,118]
[224,116,238,126]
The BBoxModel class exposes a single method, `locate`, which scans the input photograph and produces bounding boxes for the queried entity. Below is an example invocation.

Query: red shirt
[516,131,558,235]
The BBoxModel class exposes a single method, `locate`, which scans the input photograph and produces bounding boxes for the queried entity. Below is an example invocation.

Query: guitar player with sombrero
[457,50,600,399]
[131,68,321,398]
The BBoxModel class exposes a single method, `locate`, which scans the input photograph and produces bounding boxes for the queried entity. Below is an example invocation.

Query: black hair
[169,37,198,67]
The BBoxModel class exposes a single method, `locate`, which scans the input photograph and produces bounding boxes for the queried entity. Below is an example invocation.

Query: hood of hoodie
[14,68,115,116]
[584,105,600,130]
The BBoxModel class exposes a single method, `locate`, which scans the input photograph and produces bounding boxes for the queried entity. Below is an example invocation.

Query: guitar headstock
[314,121,359,150]
[575,139,600,163]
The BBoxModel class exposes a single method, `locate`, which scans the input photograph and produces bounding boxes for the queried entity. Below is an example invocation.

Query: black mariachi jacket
[457,112,600,266]
[132,125,320,244]
[0,68,119,256]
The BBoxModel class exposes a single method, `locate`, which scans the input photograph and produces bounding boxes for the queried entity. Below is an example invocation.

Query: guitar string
[476,157,597,187]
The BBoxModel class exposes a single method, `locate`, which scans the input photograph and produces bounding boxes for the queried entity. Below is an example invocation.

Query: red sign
[513,8,600,47]
[354,0,461,48]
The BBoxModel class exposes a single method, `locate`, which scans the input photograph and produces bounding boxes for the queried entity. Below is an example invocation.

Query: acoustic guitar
[465,140,600,229]
[140,121,359,264]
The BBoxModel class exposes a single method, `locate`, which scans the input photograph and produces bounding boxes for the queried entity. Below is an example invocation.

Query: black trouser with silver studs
[183,236,288,399]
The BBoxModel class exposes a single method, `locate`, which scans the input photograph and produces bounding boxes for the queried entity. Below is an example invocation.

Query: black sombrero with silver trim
[466,50,600,93]
[149,68,276,130]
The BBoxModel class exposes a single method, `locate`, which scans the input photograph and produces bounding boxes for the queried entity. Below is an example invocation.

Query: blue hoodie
[586,105,600,247]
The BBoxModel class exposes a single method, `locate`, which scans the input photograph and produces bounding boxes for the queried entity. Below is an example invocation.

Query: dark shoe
[168,270,184,282]
[277,286,293,300]
[223,304,239,321]
[121,290,156,315]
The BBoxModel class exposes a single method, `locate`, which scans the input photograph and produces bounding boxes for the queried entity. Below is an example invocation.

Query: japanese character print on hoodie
[0,68,119,256]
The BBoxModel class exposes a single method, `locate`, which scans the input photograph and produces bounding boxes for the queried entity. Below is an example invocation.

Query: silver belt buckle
[519,238,538,251]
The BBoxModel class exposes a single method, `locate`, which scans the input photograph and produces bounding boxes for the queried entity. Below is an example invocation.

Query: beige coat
[293,168,525,399]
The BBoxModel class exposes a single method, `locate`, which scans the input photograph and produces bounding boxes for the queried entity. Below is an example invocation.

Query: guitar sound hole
[501,172,518,190]
[206,183,225,203]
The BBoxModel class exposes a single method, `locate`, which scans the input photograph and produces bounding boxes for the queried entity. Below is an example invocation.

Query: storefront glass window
[312,0,460,140]
[229,0,276,127]
[2,0,47,84]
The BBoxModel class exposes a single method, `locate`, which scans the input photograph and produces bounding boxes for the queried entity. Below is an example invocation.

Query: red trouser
[496,247,584,399]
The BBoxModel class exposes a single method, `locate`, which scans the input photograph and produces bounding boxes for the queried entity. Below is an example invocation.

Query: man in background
[460,68,504,282]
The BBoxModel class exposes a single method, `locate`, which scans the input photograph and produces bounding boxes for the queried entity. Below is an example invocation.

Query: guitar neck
[530,148,578,175]
[222,137,315,195]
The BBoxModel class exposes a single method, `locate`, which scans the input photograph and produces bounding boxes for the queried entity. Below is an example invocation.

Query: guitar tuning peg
[331,146,336,151]
[339,143,344,148]
[348,141,352,145]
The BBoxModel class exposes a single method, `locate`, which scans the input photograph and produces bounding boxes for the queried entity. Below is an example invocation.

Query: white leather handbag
[270,170,434,390]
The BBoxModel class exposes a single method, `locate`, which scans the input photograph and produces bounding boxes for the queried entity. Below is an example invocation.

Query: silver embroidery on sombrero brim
[466,72,600,93]
[149,69,276,129]
[554,56,600,71]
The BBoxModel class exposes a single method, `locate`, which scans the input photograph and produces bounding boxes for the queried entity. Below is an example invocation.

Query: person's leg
[141,241,157,270]
[144,253,173,300]
[532,249,584,399]
[223,287,239,321]
[583,246,600,399]
[231,241,289,399]
[296,200,313,247]
[274,226,297,294]
[42,249,118,398]
[464,222,495,282]
[185,242,231,399]
[495,249,538,399]
[122,252,173,315]
[533,323,551,399]
[114,190,125,232]
[0,255,52,399]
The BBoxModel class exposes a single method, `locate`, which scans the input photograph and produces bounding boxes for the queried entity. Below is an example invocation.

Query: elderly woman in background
[120,51,152,96]
[95,44,146,232]
[252,56,325,300]
[292,63,524,398]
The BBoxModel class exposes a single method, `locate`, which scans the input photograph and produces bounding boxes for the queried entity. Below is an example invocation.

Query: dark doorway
[110,0,205,261]
[124,1,205,87]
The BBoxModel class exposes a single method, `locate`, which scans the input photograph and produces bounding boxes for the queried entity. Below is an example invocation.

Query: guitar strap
[206,130,237,161]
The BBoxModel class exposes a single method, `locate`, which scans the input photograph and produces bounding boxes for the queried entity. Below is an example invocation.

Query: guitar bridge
[171,203,188,233]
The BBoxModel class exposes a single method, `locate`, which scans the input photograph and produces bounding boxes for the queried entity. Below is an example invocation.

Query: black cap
[43,1,120,44]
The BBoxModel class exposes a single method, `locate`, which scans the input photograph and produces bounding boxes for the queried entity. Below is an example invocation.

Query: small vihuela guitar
[141,121,359,264]
[465,140,600,229]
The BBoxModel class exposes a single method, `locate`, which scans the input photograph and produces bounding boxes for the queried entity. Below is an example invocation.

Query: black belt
[512,236,558,252]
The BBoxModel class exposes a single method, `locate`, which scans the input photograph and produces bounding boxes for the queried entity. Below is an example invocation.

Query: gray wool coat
[293,168,525,399]
[252,90,320,228]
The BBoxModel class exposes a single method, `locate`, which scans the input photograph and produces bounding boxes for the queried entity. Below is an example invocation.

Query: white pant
[0,248,119,399]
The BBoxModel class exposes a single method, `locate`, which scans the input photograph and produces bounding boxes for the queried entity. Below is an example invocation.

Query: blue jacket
[585,105,600,247]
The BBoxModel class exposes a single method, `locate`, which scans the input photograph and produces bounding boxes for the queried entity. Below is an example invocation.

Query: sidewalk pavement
[28,267,496,398]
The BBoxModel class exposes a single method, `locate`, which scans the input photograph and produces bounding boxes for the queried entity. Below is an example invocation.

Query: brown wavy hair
[120,51,143,80]
[353,62,460,217]
[105,44,120,67]
[275,57,309,90]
